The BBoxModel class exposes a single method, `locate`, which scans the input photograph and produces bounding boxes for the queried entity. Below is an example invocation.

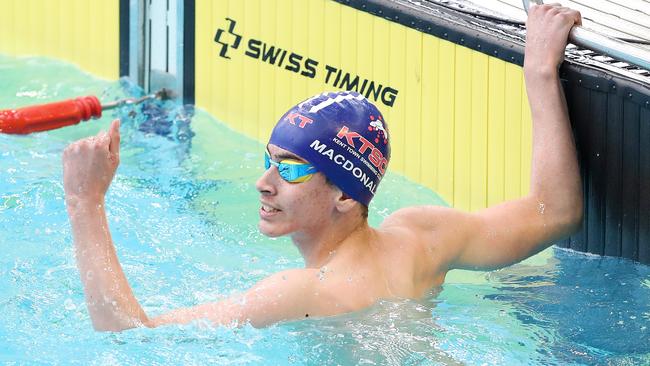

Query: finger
[109,119,121,156]
[572,10,582,26]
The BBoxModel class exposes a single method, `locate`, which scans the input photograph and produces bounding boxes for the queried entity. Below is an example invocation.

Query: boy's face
[256,144,340,238]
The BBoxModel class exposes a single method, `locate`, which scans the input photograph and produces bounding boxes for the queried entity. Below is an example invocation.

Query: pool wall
[193,0,534,213]
[0,0,119,80]
[2,0,650,264]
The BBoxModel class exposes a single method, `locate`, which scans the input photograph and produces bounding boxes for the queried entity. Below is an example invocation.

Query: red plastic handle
[0,96,102,134]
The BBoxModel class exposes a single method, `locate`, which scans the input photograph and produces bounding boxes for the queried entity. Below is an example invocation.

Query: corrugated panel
[560,67,650,264]
[0,0,119,80]
[194,0,533,211]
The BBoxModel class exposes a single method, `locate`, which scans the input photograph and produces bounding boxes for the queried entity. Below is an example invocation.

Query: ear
[334,191,358,214]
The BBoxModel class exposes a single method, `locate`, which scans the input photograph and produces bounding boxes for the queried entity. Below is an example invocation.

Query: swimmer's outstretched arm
[63,128,328,330]
[384,4,583,271]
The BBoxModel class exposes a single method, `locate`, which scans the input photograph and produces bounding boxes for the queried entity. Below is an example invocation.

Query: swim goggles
[264,152,317,183]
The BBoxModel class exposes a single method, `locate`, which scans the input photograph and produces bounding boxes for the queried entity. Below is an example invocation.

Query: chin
[258,220,289,238]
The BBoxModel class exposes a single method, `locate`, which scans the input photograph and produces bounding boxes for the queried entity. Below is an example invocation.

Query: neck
[291,214,371,268]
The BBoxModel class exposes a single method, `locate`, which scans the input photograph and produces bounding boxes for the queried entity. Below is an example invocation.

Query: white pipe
[523,0,650,70]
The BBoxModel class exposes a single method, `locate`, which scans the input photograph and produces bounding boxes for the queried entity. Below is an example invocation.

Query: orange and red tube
[0,96,102,134]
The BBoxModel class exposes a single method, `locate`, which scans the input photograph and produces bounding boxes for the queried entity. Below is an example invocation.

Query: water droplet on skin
[538,202,545,214]
[318,266,327,281]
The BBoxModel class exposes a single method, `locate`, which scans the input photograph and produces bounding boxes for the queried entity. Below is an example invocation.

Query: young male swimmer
[63,4,583,331]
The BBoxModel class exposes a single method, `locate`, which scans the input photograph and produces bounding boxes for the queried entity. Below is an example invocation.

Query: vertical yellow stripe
[371,16,389,111]
[24,0,36,54]
[340,4,357,85]
[71,0,81,68]
[324,0,341,85]
[52,0,65,61]
[290,0,309,103]
[404,28,422,182]
[42,1,56,60]
[487,57,506,206]
[437,40,455,205]
[226,0,244,131]
[243,0,261,139]
[32,0,45,56]
[504,62,523,200]
[356,11,374,96]
[258,0,277,141]
[420,34,440,193]
[13,1,26,54]
[0,0,16,54]
[454,46,472,211]
[388,22,406,174]
[470,51,489,211]
[307,0,325,97]
[274,0,293,120]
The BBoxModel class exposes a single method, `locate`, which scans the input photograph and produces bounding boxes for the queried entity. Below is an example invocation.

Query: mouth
[260,203,282,217]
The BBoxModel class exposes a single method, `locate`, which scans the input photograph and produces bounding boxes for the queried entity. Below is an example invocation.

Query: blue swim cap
[269,91,391,206]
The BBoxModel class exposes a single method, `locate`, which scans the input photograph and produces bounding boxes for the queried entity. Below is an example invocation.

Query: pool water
[0,54,648,365]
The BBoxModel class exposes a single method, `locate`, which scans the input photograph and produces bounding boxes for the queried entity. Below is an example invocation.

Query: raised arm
[385,4,583,271]
[63,124,326,330]
[63,120,151,331]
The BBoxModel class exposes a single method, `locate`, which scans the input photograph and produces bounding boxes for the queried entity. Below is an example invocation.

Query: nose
[256,165,279,196]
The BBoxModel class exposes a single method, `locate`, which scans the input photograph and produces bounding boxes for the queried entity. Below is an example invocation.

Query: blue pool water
[0,55,649,365]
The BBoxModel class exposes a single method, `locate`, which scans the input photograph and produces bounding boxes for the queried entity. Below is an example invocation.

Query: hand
[63,120,121,204]
[524,4,582,74]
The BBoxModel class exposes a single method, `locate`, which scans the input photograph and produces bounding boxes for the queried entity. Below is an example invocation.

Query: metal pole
[523,0,650,71]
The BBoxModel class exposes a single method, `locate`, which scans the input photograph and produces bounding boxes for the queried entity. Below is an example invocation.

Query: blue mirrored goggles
[264,152,317,183]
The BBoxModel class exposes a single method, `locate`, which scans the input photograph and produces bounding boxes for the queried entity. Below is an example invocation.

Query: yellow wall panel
[0,0,119,80]
[292,0,309,103]
[307,0,326,98]
[404,28,423,183]
[356,12,374,93]
[194,0,533,210]
[487,57,506,206]
[257,0,277,142]
[470,52,489,212]
[437,40,456,204]
[210,1,229,129]
[0,1,14,54]
[504,62,524,200]
[454,46,472,210]
[243,0,261,139]
[340,5,358,79]
[387,22,406,174]
[420,34,440,191]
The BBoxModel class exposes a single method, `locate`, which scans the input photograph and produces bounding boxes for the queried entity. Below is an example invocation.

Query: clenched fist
[63,120,121,205]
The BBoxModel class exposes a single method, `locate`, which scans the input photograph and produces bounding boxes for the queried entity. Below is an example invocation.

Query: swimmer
[62,4,583,331]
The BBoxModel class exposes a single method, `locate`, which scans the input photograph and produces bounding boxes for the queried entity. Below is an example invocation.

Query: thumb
[108,119,121,156]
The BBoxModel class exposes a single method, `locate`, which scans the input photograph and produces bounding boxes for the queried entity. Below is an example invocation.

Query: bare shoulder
[381,205,466,232]
[378,206,474,288]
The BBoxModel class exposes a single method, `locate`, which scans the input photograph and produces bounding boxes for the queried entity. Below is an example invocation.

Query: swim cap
[269,91,390,206]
